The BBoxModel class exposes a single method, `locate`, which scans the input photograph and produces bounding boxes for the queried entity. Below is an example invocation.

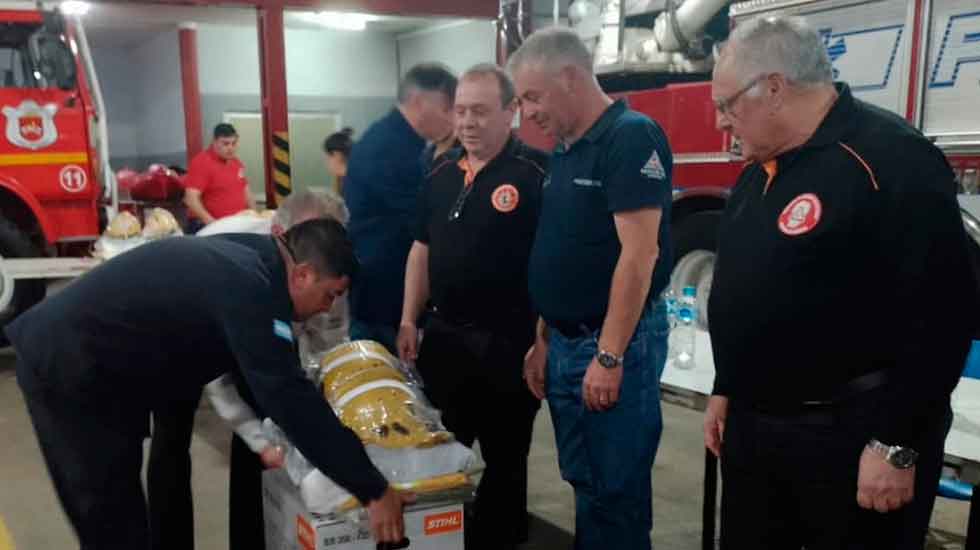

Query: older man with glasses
[705,15,977,549]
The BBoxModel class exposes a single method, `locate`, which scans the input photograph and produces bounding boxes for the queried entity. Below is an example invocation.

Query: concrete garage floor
[0,353,970,550]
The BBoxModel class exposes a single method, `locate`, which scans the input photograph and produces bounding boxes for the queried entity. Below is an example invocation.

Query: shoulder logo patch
[640,150,666,180]
[778,193,822,236]
[491,184,519,213]
[272,319,294,343]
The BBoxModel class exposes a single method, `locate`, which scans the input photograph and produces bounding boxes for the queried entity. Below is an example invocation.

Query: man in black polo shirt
[7,220,411,549]
[397,63,547,550]
[510,28,673,550]
[706,17,977,549]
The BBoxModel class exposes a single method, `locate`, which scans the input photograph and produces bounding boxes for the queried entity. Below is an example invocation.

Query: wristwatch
[866,439,919,469]
[596,349,624,369]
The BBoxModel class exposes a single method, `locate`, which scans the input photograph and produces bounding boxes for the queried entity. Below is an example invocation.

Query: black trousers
[720,390,950,550]
[229,433,266,550]
[415,316,541,549]
[19,378,152,550]
[147,389,201,550]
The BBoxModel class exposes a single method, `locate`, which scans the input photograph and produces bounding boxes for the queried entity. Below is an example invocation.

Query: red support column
[178,24,203,164]
[257,5,290,207]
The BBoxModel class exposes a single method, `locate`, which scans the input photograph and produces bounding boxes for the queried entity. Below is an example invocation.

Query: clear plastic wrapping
[263,340,481,515]
[318,341,450,449]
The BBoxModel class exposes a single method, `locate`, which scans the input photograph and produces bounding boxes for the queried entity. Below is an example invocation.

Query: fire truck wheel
[0,219,45,345]
[669,209,721,322]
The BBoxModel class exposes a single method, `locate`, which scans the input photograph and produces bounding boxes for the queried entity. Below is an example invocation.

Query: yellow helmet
[142,208,180,239]
[105,211,142,239]
[321,340,396,368]
[321,340,451,449]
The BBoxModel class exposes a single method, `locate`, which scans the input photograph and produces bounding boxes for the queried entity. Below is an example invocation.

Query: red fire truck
[549,0,980,317]
[0,4,111,333]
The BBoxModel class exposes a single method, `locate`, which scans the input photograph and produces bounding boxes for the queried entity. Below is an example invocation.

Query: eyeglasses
[714,74,767,117]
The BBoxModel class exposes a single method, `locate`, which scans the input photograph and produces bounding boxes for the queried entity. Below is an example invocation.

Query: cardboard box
[263,470,465,550]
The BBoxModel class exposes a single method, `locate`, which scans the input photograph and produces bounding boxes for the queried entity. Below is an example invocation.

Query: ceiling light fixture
[60,1,91,16]
[299,11,378,31]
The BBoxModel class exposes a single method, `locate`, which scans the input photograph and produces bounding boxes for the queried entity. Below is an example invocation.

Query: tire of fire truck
[0,219,45,345]
[669,209,722,328]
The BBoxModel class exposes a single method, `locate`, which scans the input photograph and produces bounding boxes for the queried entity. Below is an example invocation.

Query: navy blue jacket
[6,235,389,503]
[344,108,426,326]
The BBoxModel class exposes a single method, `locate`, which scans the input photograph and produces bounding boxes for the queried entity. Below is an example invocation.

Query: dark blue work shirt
[528,100,674,325]
[344,108,426,327]
[6,235,389,503]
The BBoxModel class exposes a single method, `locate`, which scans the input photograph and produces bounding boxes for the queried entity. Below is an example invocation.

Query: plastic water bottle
[663,287,678,329]
[668,286,697,370]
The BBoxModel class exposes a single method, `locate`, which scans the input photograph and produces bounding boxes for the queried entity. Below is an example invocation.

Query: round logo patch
[59,165,87,193]
[491,184,519,213]
[778,193,822,236]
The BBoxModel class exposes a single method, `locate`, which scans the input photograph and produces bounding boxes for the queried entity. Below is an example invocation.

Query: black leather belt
[751,369,892,416]
[549,317,604,339]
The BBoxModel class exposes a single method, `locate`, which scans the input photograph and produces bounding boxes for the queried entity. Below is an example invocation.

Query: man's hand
[182,188,216,225]
[857,447,915,513]
[523,343,548,400]
[259,445,284,469]
[396,322,419,362]
[367,487,416,543]
[582,358,622,411]
[704,395,729,458]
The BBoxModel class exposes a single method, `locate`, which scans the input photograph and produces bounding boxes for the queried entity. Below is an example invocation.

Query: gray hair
[725,16,833,87]
[506,26,594,76]
[461,63,516,106]
[274,189,349,229]
[397,63,458,104]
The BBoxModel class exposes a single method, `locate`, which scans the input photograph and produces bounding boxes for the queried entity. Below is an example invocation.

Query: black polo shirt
[415,137,547,328]
[708,83,978,446]
[528,100,674,326]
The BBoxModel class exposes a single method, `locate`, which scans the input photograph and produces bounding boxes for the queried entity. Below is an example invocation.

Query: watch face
[889,447,918,468]
[597,353,617,369]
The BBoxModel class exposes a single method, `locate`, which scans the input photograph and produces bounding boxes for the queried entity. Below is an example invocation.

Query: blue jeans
[349,318,398,355]
[546,301,668,550]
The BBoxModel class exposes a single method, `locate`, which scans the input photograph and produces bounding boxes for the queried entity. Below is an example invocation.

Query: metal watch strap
[867,439,918,469]
[597,349,624,369]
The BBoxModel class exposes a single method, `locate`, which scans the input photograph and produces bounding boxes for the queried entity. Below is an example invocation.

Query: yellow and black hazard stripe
[272,130,291,203]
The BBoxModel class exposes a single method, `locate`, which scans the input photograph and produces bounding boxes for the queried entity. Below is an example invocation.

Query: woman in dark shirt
[323,127,354,194]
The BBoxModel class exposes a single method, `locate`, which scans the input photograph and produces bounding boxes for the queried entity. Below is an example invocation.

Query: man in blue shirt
[344,64,457,352]
[510,28,674,549]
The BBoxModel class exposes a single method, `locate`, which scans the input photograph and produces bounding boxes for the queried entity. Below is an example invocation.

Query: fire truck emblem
[2,100,59,150]
[778,193,822,236]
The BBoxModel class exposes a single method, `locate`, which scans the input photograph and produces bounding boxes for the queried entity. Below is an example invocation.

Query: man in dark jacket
[343,63,457,352]
[8,219,411,549]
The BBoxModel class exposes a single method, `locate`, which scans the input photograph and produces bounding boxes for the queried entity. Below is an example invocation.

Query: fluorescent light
[299,11,379,31]
[60,1,91,16]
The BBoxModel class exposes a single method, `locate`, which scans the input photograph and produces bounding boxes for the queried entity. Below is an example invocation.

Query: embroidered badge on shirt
[640,150,666,180]
[272,319,294,343]
[491,184,520,213]
[778,193,822,236]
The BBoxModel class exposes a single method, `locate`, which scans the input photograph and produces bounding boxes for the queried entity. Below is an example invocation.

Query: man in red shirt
[183,123,254,230]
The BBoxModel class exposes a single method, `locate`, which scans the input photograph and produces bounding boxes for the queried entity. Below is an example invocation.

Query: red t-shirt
[184,149,249,220]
